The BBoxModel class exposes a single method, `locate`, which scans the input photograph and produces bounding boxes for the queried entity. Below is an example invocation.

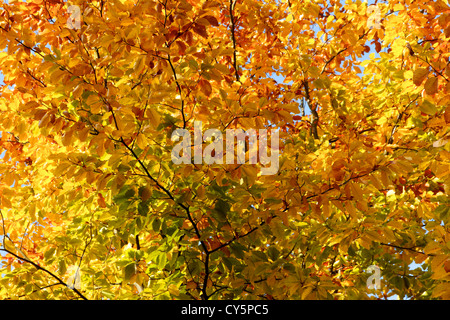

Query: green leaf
[420,100,438,115]
[252,251,268,262]
[230,243,246,260]
[213,199,230,222]
[81,90,95,100]
[118,164,131,173]
[268,246,280,261]
[138,201,149,216]
[101,290,116,299]
[254,263,269,275]
[124,263,136,281]
[152,218,161,232]
[68,238,83,247]
[156,253,167,269]
[43,54,55,62]
[44,247,56,260]
[58,259,67,275]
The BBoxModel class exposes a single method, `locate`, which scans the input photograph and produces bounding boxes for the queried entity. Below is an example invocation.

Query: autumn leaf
[199,79,212,96]
[424,77,439,95]
[413,68,429,86]
[193,23,208,39]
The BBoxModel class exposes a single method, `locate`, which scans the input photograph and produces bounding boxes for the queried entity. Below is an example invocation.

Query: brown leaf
[424,77,438,95]
[193,23,208,38]
[445,26,450,38]
[203,15,219,26]
[375,40,381,53]
[413,68,429,86]
[176,40,187,55]
[199,79,212,96]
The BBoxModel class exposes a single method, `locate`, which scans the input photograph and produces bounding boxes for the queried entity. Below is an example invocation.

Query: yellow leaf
[432,283,450,299]
[214,63,230,75]
[50,69,65,83]
[77,127,90,142]
[420,100,438,115]
[147,108,161,128]
[1,196,12,208]
[369,174,384,190]
[97,139,106,156]
[346,203,357,219]
[431,254,448,271]
[428,116,446,128]
[86,94,102,113]
[424,242,442,255]
[62,129,74,146]
[242,166,257,185]
[110,67,124,77]
[168,284,180,296]
[380,169,392,188]
[364,230,383,242]
[54,162,71,176]
[387,220,403,230]
[135,134,147,150]
[321,197,330,218]
[434,163,450,178]
[301,285,314,300]
[350,182,364,202]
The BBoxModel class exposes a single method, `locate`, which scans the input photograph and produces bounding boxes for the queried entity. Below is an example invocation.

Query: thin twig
[229,0,240,82]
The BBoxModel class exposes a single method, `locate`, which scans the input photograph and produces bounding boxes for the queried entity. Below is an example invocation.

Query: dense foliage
[0,0,449,300]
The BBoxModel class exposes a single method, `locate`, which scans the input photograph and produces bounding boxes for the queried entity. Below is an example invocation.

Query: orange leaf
[186,281,197,289]
[413,68,429,86]
[424,77,438,95]
[98,194,106,208]
[193,23,208,38]
[199,79,212,96]
[203,15,219,26]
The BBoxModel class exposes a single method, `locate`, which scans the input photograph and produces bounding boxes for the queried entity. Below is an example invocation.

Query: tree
[0,0,449,300]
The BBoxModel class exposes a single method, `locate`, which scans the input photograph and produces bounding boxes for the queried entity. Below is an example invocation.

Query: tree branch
[0,211,88,300]
[380,242,434,256]
[167,54,187,129]
[388,95,419,144]
[229,0,240,82]
[303,80,319,139]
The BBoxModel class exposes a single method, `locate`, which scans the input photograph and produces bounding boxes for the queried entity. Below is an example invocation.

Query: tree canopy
[0,0,449,300]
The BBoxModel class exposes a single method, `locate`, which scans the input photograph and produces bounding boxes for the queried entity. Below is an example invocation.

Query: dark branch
[229,0,240,82]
